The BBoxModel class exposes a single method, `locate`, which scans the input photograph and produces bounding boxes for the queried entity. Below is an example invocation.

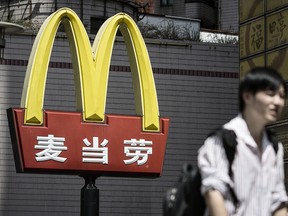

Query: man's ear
[242,91,253,106]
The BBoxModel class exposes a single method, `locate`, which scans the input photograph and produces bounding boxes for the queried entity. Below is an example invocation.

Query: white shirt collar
[224,114,269,150]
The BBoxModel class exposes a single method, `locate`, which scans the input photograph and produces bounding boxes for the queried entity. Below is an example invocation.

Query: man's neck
[242,111,265,149]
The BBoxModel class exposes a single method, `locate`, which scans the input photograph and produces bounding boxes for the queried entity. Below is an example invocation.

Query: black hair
[239,67,287,111]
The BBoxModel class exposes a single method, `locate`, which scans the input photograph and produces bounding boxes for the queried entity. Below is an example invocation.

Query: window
[161,0,173,6]
[185,0,215,7]
[90,16,122,36]
[90,16,106,35]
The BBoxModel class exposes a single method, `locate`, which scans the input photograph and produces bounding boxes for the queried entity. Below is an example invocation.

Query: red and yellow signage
[7,8,169,177]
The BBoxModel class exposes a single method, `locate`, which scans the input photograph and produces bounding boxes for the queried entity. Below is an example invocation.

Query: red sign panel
[7,108,169,177]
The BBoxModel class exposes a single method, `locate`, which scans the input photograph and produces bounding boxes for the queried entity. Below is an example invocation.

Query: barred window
[161,0,173,6]
[90,16,106,35]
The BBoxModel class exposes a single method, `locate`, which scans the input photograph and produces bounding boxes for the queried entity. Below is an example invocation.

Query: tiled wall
[0,31,239,215]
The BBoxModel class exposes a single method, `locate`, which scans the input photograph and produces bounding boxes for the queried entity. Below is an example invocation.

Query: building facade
[136,0,239,31]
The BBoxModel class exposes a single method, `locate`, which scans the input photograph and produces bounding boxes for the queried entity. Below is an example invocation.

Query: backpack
[162,127,279,216]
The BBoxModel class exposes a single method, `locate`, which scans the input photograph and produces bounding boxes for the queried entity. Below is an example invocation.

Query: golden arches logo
[7,8,169,176]
[21,8,159,132]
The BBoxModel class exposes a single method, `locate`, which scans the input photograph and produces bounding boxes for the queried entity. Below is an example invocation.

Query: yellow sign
[240,18,265,59]
[267,46,288,80]
[266,0,288,12]
[240,55,265,78]
[239,0,264,22]
[266,8,288,50]
[20,8,159,132]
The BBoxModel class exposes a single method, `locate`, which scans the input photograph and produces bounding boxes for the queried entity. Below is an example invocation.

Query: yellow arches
[21,8,160,132]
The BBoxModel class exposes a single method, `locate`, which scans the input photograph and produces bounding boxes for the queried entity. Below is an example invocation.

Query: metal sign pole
[81,176,99,216]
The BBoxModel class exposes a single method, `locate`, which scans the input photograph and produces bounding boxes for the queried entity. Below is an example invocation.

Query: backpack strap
[208,128,239,206]
[208,128,237,176]
[266,128,279,154]
[220,128,239,207]
[216,128,237,176]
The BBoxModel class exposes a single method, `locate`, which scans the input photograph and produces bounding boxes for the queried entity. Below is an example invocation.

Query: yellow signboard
[240,55,265,78]
[240,18,265,59]
[266,0,288,12]
[267,46,288,80]
[239,0,264,22]
[266,8,288,50]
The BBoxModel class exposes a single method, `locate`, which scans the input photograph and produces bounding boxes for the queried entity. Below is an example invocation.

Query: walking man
[198,67,288,216]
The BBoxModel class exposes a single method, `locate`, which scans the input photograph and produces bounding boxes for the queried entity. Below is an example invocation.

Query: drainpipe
[55,0,58,11]
[80,0,83,21]
[218,0,221,30]
[29,0,32,23]
[7,0,10,21]
[104,0,107,18]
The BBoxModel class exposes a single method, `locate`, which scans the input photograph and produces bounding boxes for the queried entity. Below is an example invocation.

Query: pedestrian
[198,67,288,216]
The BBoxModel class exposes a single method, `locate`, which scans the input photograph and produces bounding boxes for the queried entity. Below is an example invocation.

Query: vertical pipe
[218,0,221,30]
[7,0,11,21]
[29,0,32,23]
[104,0,107,17]
[55,0,58,11]
[0,27,5,59]
[80,0,83,21]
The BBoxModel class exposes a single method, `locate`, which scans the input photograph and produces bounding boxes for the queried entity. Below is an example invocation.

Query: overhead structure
[0,22,24,59]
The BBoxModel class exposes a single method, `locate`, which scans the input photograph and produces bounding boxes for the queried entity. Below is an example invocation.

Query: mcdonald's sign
[7,8,169,177]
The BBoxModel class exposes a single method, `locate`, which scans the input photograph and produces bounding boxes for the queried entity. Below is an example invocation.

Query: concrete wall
[185,2,217,29]
[0,27,239,215]
[219,0,239,31]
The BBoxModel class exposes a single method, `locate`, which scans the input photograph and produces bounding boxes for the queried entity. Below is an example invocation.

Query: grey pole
[81,176,99,216]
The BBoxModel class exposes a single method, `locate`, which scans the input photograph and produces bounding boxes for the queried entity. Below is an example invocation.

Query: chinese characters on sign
[124,139,152,165]
[267,10,288,49]
[82,137,109,164]
[34,134,153,166]
[35,135,67,162]
[239,18,265,59]
[251,24,264,52]
[268,13,286,40]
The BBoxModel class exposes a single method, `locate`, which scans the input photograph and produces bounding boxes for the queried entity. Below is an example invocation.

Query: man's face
[244,86,285,124]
